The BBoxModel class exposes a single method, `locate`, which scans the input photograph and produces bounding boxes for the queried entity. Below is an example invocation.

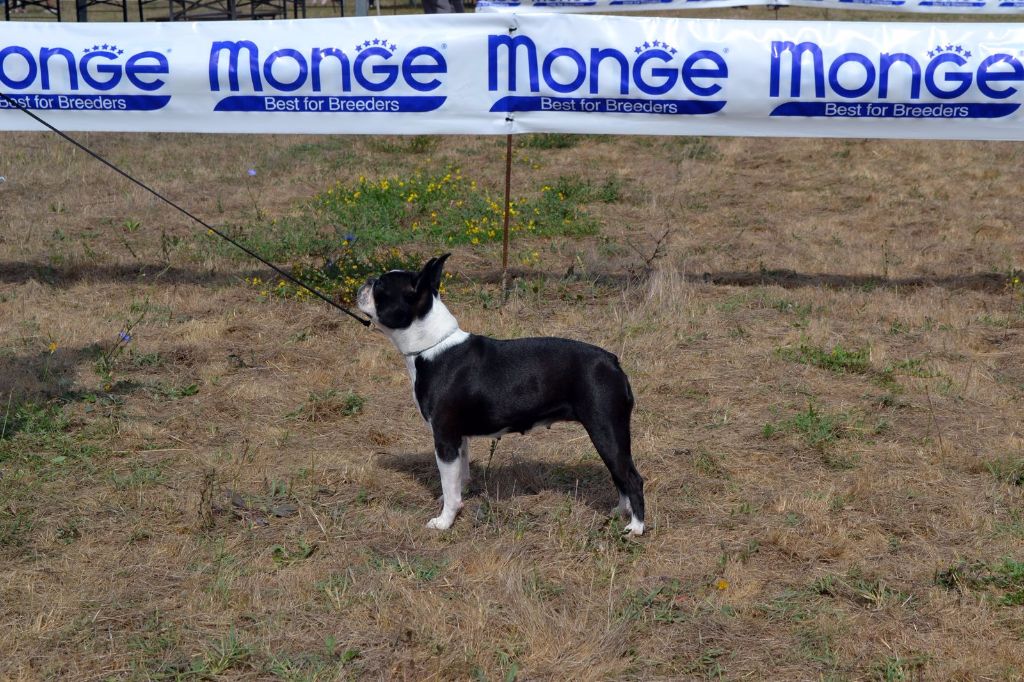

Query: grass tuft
[778,343,871,374]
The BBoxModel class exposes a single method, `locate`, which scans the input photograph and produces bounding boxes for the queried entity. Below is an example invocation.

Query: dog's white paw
[624,518,645,536]
[426,516,452,530]
[426,502,463,530]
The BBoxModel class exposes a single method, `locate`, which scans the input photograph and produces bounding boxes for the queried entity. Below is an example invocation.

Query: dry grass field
[2,11,1024,680]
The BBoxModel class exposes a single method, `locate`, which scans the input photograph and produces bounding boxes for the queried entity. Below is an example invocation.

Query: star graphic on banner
[93,45,100,51]
[372,38,380,45]
[954,45,963,53]
[652,40,660,47]
[945,44,954,51]
[635,46,642,54]
[927,50,935,58]
[356,45,363,51]
[389,43,396,50]
[935,45,944,53]
[670,47,677,55]
[117,49,124,55]
[363,40,371,47]
[642,41,650,49]
[101,43,109,50]
[964,50,972,58]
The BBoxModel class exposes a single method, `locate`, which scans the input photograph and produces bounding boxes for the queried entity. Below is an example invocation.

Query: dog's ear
[415,253,451,295]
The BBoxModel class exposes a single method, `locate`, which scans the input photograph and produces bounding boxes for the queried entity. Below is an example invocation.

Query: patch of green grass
[209,165,609,305]
[1,400,68,442]
[126,613,183,674]
[872,653,929,681]
[524,570,566,602]
[130,351,165,368]
[986,455,1024,486]
[310,167,598,251]
[111,462,165,490]
[594,175,624,203]
[152,382,199,400]
[778,343,871,374]
[0,400,101,470]
[266,247,423,306]
[812,569,911,611]
[673,136,719,161]
[693,449,729,479]
[271,540,318,567]
[682,647,726,679]
[368,553,447,582]
[618,580,687,624]
[763,402,849,456]
[770,297,813,318]
[317,572,354,610]
[936,557,1024,606]
[367,135,438,155]
[287,389,365,422]
[518,133,581,149]
[0,509,34,549]
[194,629,253,676]
[994,509,1024,539]
[883,357,940,379]
[267,639,360,682]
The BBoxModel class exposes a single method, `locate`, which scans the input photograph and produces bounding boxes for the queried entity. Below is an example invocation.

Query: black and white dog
[356,254,645,535]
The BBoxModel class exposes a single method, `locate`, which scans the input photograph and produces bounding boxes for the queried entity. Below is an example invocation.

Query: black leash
[0,90,372,328]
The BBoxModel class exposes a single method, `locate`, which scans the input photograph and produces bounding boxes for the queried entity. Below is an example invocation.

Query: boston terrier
[356,254,645,535]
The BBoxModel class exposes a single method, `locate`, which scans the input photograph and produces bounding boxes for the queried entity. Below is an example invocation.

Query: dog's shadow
[376,450,618,512]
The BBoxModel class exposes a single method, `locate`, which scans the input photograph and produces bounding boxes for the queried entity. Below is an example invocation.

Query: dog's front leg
[427,438,463,530]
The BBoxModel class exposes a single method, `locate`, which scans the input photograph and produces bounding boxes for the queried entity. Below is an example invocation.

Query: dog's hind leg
[427,438,464,531]
[459,437,470,492]
[579,406,645,535]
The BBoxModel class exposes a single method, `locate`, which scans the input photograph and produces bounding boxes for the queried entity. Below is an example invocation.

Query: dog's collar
[402,326,462,358]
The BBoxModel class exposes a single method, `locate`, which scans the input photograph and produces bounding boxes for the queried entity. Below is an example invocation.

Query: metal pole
[501,133,512,296]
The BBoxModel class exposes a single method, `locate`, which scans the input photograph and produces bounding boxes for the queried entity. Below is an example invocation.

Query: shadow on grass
[0,344,102,406]
[0,260,249,287]
[479,266,1009,293]
[697,268,1008,293]
[0,343,154,441]
[377,450,618,512]
[2,259,1009,293]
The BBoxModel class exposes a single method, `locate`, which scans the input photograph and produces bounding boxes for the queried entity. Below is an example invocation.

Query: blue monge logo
[487,34,728,116]
[208,38,446,113]
[769,41,1023,120]
[0,42,169,112]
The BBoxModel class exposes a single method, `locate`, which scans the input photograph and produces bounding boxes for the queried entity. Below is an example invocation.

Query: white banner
[3,16,1024,140]
[478,0,1024,15]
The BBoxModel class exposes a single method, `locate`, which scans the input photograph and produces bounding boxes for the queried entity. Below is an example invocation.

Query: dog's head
[356,253,450,331]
